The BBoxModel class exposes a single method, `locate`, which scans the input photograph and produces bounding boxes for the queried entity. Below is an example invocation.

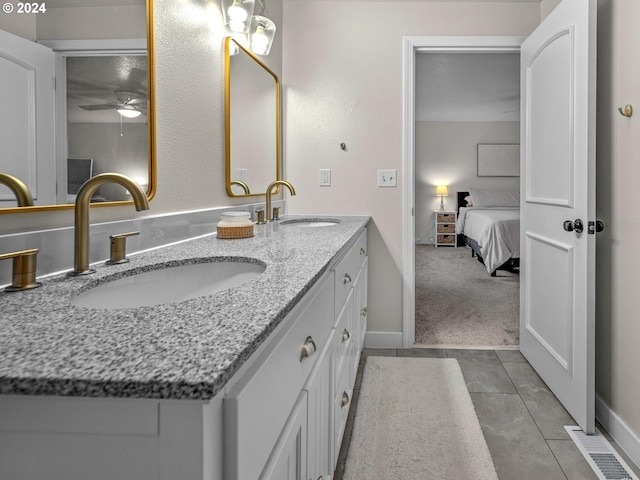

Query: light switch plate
[377,169,397,187]
[320,169,331,186]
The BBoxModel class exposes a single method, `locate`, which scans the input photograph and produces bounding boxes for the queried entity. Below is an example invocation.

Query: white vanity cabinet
[225,226,368,480]
[329,228,367,465]
[224,272,335,480]
[0,224,368,480]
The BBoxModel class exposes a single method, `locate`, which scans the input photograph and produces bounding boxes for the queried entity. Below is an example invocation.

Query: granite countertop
[0,215,370,401]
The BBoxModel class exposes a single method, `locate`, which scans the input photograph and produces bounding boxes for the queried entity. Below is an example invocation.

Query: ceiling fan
[79,90,147,118]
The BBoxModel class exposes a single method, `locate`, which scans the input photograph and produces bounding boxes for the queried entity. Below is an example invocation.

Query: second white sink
[72,259,266,310]
[280,218,340,227]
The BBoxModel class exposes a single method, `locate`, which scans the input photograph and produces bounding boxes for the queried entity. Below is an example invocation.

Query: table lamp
[436,185,448,211]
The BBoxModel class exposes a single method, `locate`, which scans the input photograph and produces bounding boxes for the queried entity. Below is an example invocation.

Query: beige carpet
[343,356,498,480]
[415,244,519,346]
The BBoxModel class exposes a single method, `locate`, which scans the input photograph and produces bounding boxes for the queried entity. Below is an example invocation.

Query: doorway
[413,51,521,347]
[401,36,525,349]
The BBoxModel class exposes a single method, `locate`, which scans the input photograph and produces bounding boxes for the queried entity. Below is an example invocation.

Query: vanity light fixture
[117,106,142,118]
[436,185,448,211]
[222,0,275,56]
[222,0,255,33]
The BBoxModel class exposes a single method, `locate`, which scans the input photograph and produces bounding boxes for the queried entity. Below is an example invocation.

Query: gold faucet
[0,173,34,207]
[230,180,251,194]
[68,173,149,276]
[265,180,296,222]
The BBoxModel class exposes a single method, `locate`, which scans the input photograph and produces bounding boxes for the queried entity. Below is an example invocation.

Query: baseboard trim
[364,331,403,349]
[596,394,640,471]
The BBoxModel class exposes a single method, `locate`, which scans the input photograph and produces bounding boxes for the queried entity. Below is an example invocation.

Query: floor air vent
[565,426,639,480]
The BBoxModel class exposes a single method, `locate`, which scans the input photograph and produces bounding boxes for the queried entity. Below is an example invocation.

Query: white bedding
[456,207,520,274]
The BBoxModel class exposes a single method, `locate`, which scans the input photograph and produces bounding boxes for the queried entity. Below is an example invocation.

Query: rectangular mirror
[0,0,155,212]
[225,37,280,197]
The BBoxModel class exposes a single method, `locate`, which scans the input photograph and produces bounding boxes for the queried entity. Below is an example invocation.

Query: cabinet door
[305,343,332,480]
[260,392,308,480]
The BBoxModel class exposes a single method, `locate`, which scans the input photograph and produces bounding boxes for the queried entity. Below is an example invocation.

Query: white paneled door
[520,0,597,434]
[0,29,55,207]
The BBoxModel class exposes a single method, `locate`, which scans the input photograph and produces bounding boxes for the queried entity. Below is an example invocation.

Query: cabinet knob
[360,306,368,317]
[359,247,366,255]
[341,391,350,408]
[343,273,352,285]
[300,336,316,362]
[341,329,351,343]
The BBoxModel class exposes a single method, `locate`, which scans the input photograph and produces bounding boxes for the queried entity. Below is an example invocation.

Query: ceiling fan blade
[79,104,117,111]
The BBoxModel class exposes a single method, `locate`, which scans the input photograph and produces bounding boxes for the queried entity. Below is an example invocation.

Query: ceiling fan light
[117,107,142,118]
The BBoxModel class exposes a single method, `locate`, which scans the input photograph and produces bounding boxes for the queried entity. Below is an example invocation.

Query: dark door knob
[563,219,584,233]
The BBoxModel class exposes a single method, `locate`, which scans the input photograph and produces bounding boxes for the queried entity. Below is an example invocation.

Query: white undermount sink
[280,218,340,227]
[71,259,266,310]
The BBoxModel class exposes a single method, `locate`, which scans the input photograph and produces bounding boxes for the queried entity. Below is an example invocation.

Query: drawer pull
[341,391,350,409]
[360,247,366,255]
[343,273,352,285]
[341,328,351,343]
[300,336,317,362]
[360,306,368,317]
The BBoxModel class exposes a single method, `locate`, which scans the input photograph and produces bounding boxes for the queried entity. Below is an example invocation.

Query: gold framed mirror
[0,0,155,213]
[225,37,281,197]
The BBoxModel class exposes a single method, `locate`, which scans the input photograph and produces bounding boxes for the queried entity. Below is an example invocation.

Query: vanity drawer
[353,228,368,271]
[224,274,334,480]
[332,290,354,392]
[332,245,357,318]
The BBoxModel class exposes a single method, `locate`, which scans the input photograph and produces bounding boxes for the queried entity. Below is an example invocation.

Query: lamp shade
[117,106,142,118]
[222,0,255,33]
[436,185,448,196]
[249,15,276,55]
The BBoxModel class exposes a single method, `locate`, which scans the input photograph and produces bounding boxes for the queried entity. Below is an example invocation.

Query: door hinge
[588,220,605,234]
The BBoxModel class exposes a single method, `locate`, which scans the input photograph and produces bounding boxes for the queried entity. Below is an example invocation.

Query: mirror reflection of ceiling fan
[79,90,147,118]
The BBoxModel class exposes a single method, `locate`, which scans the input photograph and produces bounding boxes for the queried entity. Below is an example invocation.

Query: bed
[456,189,520,276]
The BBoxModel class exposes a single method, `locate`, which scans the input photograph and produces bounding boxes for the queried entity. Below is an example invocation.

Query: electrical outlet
[236,168,248,183]
[320,168,331,186]
[377,169,397,187]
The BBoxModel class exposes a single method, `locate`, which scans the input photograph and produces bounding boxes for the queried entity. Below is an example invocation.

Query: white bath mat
[343,356,498,479]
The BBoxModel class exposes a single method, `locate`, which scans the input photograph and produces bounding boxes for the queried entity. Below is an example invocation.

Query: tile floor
[334,348,640,480]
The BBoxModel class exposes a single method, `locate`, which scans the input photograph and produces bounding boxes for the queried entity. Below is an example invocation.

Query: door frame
[401,36,526,348]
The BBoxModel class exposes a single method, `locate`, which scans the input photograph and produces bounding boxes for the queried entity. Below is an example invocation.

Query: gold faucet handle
[256,209,266,225]
[106,231,140,265]
[0,248,41,292]
[272,206,280,221]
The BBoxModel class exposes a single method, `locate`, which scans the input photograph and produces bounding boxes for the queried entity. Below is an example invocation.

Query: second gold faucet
[264,180,296,223]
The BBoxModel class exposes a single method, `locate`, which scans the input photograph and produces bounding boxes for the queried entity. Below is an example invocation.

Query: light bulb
[251,27,268,54]
[227,1,248,21]
[117,107,142,118]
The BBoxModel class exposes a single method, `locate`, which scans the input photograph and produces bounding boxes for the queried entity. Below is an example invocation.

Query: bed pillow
[468,188,519,207]
[464,195,473,206]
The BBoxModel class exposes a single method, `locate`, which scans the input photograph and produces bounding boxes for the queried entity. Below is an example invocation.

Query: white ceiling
[415,52,520,122]
[67,55,147,123]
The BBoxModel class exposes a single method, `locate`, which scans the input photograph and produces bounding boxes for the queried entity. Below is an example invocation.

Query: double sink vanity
[0,214,369,480]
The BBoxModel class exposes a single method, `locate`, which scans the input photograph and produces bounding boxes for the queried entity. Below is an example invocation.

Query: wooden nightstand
[434,210,457,247]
